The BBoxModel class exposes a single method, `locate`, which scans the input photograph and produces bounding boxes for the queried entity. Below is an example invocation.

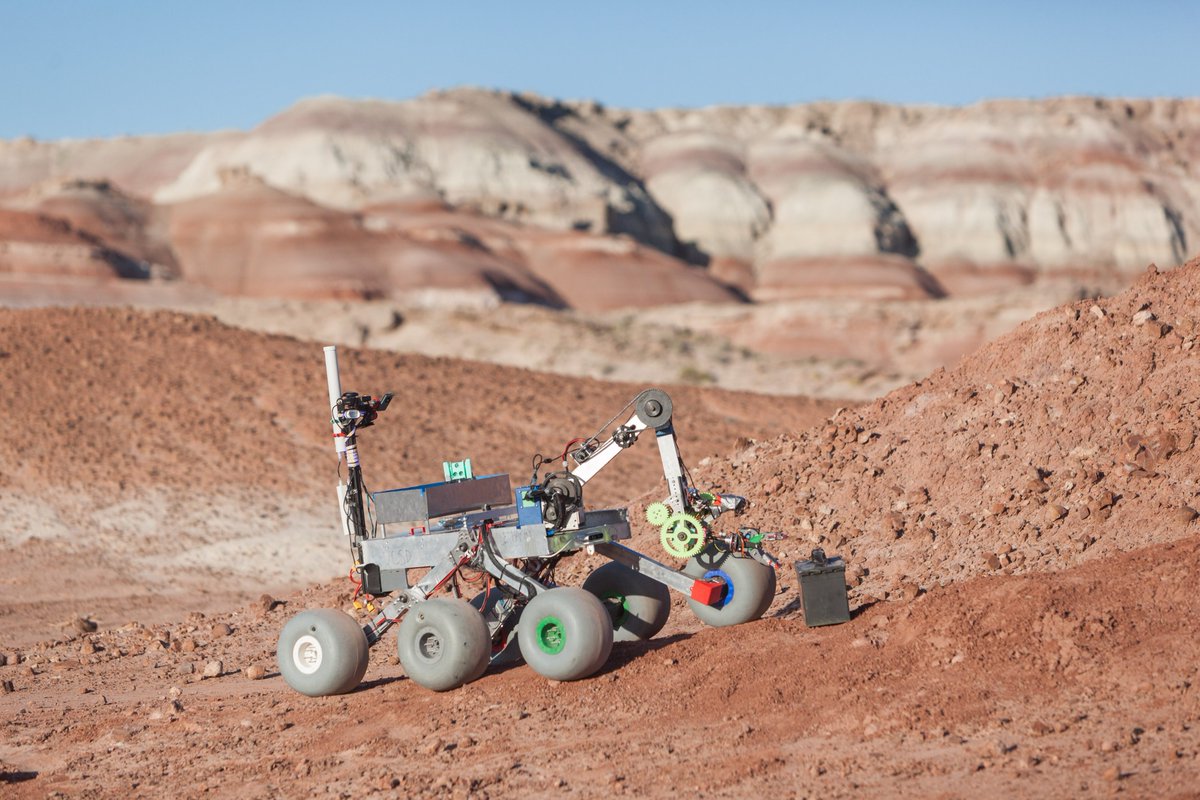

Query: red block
[690,579,726,606]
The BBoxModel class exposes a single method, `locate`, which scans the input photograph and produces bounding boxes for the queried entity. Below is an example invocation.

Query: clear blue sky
[4,1,1197,140]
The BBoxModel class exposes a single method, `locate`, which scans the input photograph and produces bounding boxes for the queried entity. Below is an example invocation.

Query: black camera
[334,391,393,431]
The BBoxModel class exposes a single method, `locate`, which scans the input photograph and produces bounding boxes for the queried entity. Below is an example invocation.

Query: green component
[660,512,706,559]
[645,502,671,526]
[603,593,630,627]
[545,528,613,553]
[747,531,765,544]
[535,615,566,654]
[442,459,473,482]
[518,486,538,508]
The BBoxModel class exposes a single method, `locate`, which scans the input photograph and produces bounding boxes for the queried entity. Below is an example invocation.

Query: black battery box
[794,548,851,627]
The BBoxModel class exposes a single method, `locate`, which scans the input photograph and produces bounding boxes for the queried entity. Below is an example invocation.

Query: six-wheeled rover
[276,346,782,695]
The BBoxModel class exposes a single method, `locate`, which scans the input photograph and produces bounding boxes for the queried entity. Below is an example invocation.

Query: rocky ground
[2,261,1200,797]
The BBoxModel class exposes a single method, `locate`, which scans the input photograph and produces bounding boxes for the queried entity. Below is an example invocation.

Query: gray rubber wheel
[684,544,777,627]
[397,598,490,691]
[469,589,524,666]
[582,562,671,641]
[518,587,613,681]
[277,608,370,697]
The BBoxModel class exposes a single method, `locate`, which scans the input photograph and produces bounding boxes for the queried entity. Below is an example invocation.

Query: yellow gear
[646,502,671,526]
[660,512,705,558]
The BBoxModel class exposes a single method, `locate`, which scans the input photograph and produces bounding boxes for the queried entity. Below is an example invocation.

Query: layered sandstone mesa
[4,179,177,276]
[3,91,1200,306]
[168,170,561,304]
[877,101,1198,295]
[0,208,147,280]
[746,137,936,300]
[641,130,770,290]
[363,201,743,310]
[0,132,230,199]
[156,90,679,255]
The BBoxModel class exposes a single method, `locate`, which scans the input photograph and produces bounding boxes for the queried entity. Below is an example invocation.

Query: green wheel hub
[534,615,566,654]
[603,593,630,627]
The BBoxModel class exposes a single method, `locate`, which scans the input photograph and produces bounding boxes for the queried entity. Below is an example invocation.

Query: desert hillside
[3,91,1198,301]
[4,90,1197,399]
[1,261,1198,797]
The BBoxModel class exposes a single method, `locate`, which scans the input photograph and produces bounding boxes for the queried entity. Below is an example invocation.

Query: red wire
[558,437,586,462]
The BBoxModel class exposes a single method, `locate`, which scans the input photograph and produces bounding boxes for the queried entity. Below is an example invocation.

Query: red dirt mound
[1,529,1197,797]
[0,305,838,647]
[4,260,1200,797]
[699,259,1200,606]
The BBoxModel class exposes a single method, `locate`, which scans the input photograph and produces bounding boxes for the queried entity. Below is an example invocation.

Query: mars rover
[276,346,781,695]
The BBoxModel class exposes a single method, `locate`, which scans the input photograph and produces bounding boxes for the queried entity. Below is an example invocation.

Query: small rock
[1102,765,1123,782]
[985,554,1002,570]
[211,623,233,638]
[1045,504,1067,523]
[256,594,277,614]
[168,685,183,699]
[1089,305,1106,320]
[1131,309,1156,327]
[80,639,96,655]
[202,660,223,678]
[245,665,266,681]
[1175,506,1198,525]
[663,658,677,666]
[178,662,195,676]
[1030,720,1053,736]
[71,617,98,634]
[900,582,921,601]
[1100,740,1119,753]
[179,637,197,653]
[1,680,14,694]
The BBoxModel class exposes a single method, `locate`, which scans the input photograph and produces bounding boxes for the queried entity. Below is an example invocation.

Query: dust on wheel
[396,598,490,691]
[582,561,671,641]
[517,587,613,680]
[684,543,777,627]
[276,608,370,697]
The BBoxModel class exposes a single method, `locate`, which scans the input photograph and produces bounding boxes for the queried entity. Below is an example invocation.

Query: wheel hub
[292,634,323,675]
[535,616,566,654]
[416,628,443,662]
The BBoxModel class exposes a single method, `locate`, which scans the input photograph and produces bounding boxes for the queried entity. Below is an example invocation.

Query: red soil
[3,259,1200,797]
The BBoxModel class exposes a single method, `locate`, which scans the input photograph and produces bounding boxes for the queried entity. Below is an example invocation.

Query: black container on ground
[794,548,850,627]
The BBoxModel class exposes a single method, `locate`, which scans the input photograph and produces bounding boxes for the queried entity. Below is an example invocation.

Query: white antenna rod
[323,345,347,455]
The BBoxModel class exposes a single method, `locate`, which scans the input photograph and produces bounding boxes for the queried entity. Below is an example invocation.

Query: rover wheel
[277,609,370,697]
[397,598,491,692]
[469,588,524,666]
[684,543,777,627]
[583,561,671,641]
[518,587,613,681]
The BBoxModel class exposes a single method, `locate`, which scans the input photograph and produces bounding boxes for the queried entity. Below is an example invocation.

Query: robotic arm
[530,388,747,535]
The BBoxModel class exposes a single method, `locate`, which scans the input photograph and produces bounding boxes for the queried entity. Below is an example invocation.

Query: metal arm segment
[568,392,693,516]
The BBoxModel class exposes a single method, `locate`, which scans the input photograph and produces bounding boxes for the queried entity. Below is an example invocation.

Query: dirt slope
[0,306,837,647]
[4,262,1200,797]
[698,259,1200,607]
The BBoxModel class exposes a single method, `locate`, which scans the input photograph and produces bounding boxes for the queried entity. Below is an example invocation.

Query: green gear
[645,502,671,526]
[660,512,705,558]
